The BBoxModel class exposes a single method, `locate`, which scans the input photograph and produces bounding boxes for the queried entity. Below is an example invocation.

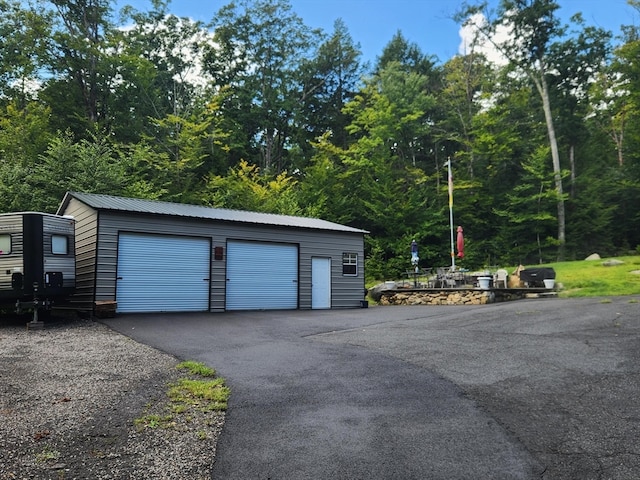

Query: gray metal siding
[96,218,119,303]
[58,205,365,312]
[299,233,365,309]
[63,199,98,310]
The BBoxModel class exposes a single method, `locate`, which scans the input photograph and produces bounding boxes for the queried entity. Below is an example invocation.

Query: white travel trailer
[0,212,75,312]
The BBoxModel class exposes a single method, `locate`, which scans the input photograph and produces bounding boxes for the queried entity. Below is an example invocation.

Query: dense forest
[1,0,639,279]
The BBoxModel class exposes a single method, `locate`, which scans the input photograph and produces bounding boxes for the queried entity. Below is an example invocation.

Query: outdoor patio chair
[494,269,508,288]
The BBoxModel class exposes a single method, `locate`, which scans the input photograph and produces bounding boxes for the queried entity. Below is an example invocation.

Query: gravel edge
[0,316,224,480]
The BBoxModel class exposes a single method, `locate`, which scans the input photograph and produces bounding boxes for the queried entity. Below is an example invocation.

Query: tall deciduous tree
[547,17,611,197]
[459,0,609,260]
[611,22,640,169]
[439,52,493,179]
[370,62,437,167]
[45,0,115,126]
[204,0,320,172]
[119,3,211,119]
[600,13,640,251]
[0,0,52,106]
[589,64,628,168]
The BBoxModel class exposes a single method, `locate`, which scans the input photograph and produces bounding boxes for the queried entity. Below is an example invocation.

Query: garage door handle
[117,276,123,280]
[203,278,209,281]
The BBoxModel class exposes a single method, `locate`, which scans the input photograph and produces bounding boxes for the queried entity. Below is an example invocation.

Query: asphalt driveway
[104,296,640,479]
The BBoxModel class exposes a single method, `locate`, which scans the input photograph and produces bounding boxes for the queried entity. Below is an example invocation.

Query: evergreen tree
[297,19,364,155]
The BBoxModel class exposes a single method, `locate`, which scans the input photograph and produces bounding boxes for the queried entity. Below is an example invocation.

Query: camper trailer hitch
[15,282,51,327]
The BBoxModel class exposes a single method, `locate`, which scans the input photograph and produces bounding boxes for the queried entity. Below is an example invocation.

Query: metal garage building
[57,192,367,314]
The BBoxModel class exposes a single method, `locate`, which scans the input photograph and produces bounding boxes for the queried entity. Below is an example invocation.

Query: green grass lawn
[531,255,640,298]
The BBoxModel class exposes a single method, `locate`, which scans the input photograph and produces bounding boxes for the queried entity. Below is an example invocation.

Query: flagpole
[447,157,455,271]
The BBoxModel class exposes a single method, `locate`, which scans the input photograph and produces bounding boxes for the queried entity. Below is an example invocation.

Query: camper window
[52,235,68,255]
[0,234,10,255]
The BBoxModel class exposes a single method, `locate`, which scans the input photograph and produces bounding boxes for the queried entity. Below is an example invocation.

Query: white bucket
[384,281,396,289]
[543,279,555,289]
[478,276,491,289]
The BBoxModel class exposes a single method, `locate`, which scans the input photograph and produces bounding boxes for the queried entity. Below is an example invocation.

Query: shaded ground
[313,297,640,479]
[105,296,640,479]
[2,296,638,479]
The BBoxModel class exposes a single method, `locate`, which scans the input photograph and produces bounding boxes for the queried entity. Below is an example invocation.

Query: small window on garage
[0,234,11,255]
[342,252,358,276]
[52,235,68,255]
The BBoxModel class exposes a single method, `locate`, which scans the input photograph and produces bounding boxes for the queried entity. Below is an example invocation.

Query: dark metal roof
[58,192,367,234]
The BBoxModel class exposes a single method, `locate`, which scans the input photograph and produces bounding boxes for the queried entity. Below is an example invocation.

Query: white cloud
[121,15,215,90]
[6,77,43,98]
[458,12,510,66]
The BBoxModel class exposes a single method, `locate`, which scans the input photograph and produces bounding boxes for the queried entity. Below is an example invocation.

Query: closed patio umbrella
[456,226,464,258]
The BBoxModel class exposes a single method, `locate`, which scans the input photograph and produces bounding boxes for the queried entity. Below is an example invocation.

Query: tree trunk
[569,144,576,198]
[610,114,624,167]
[535,74,566,260]
[263,129,274,170]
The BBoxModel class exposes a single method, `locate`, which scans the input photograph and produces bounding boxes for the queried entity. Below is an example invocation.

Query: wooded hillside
[1,0,638,279]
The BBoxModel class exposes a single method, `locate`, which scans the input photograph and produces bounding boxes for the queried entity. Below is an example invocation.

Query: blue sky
[115,0,637,64]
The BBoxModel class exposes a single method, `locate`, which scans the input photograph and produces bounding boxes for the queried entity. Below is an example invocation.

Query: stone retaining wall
[379,288,529,306]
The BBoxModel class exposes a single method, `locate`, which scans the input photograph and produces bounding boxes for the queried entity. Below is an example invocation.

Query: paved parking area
[105,296,640,479]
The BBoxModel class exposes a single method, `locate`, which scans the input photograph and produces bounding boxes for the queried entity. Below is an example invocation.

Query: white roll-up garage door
[226,240,298,310]
[116,233,210,313]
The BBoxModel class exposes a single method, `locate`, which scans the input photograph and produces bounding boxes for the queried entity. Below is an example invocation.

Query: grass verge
[134,361,230,432]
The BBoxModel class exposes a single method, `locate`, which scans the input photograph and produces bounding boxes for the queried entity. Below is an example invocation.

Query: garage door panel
[117,233,210,313]
[226,241,298,310]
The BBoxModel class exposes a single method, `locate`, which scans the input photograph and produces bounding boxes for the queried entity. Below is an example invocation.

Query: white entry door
[312,257,331,309]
